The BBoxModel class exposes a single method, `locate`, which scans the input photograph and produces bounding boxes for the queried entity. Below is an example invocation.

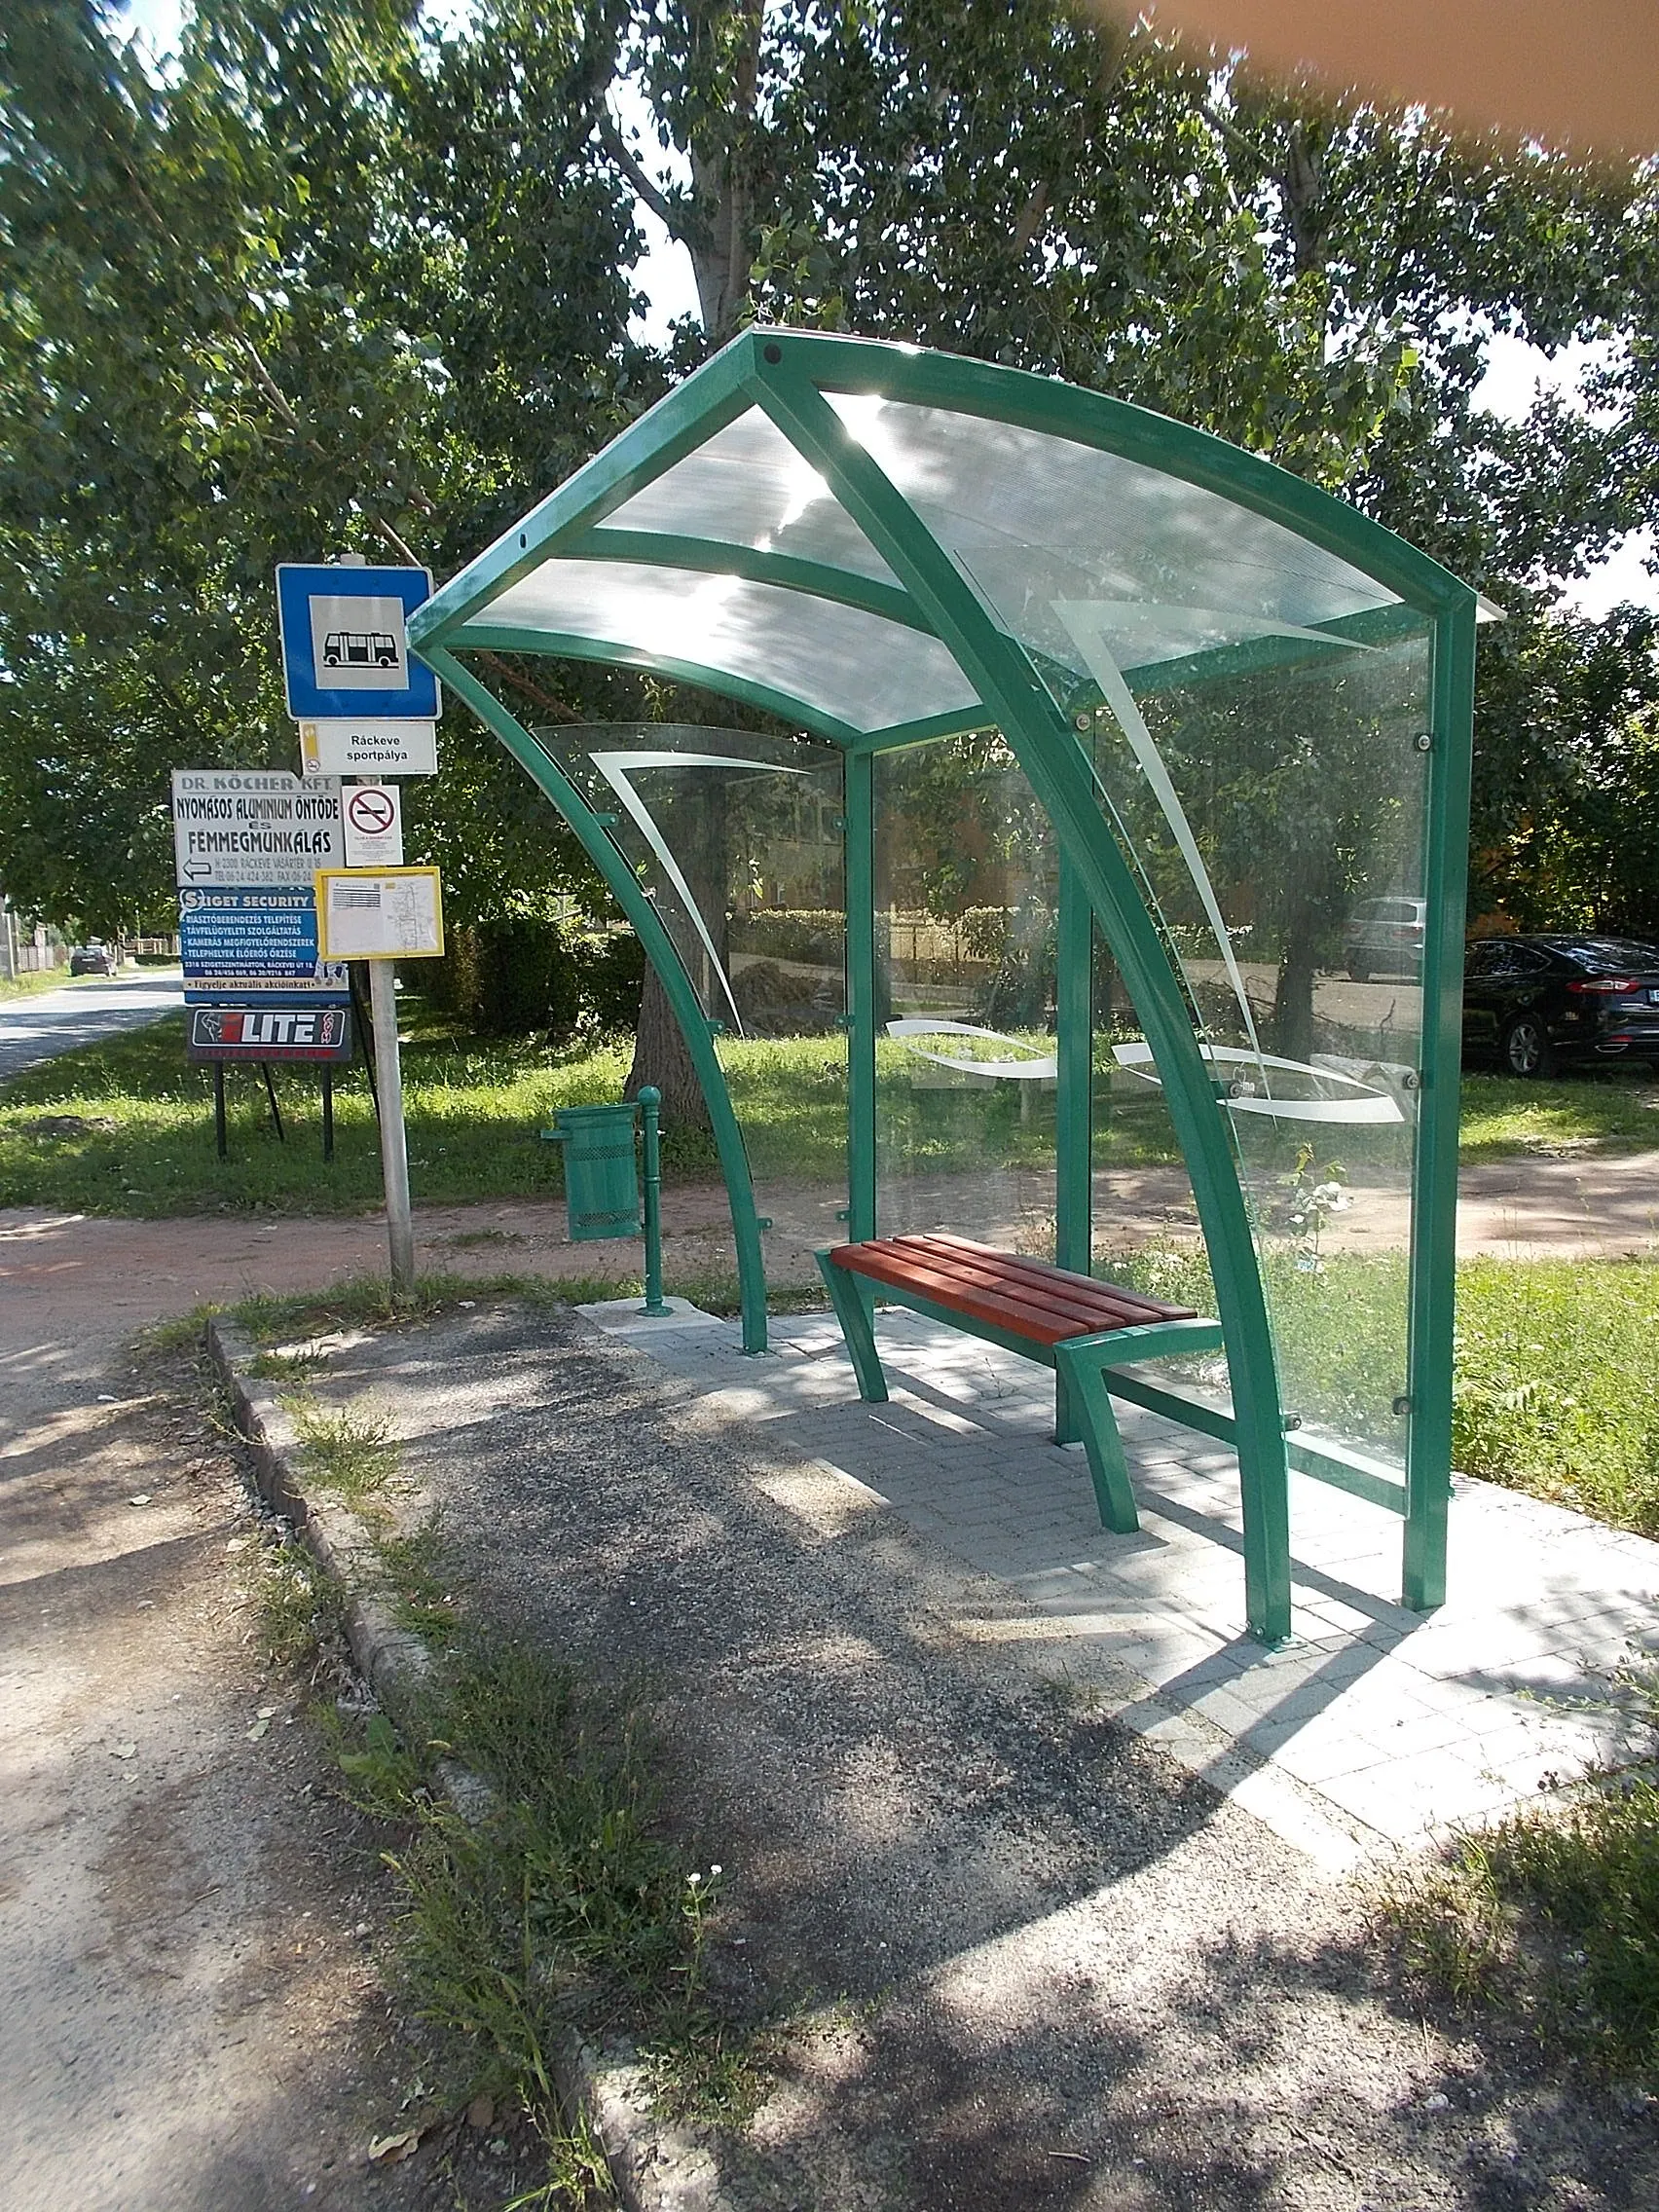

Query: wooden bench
[816,1233,1224,1532]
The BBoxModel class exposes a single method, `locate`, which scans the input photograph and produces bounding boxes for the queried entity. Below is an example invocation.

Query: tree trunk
[1271,915,1320,1065]
[626,959,713,1128]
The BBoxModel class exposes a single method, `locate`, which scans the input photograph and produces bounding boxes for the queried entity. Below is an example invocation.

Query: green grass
[1107,1244,1659,1539]
[1451,1257,1659,1535]
[1459,1069,1659,1161]
[0,1014,645,1216]
[0,964,75,1002]
[1382,1655,1659,2086]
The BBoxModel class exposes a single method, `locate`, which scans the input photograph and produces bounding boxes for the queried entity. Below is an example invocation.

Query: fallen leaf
[465,2093,495,2131]
[128,1494,151,1507]
[255,1706,276,1720]
[110,1742,137,1760]
[246,1718,271,1742]
[224,1537,248,1554]
[367,2127,424,2164]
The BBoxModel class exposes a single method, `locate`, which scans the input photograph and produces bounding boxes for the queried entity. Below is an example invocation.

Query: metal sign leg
[214,1064,228,1160]
[261,1062,285,1142]
[322,1067,335,1161]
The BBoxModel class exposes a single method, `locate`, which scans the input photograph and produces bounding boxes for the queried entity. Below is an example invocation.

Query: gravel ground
[313,1301,1659,2212]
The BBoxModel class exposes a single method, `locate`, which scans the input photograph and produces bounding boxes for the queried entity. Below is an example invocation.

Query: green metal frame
[417,645,770,1354]
[408,325,1477,1646]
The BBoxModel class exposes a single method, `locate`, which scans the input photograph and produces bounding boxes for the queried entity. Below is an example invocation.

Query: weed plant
[332,1635,754,2170]
[292,1400,400,1506]
[252,1538,342,1673]
[1383,1651,1659,2086]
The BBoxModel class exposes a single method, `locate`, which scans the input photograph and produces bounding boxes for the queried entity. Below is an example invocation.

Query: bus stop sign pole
[368,956,416,1296]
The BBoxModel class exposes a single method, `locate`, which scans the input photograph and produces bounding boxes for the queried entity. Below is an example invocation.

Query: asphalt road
[0,972,183,1083]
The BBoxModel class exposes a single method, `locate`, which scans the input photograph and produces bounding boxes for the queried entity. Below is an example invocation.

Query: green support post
[844,750,878,1243]
[1404,596,1477,1610]
[638,1085,668,1316]
[1054,848,1094,1278]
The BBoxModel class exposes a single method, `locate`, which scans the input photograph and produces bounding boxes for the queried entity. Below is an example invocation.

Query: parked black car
[68,941,114,977]
[1463,935,1659,1077]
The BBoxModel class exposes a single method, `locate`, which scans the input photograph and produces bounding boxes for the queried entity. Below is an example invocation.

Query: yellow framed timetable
[314,866,445,961]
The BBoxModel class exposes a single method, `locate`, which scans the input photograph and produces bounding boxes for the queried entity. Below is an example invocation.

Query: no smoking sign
[342,782,404,867]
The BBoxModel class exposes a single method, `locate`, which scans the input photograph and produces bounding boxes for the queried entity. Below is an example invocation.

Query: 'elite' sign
[186,1003,354,1063]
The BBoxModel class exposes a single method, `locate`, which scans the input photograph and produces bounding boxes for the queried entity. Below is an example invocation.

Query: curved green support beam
[418,644,772,1356]
[572,530,933,633]
[750,357,1296,1645]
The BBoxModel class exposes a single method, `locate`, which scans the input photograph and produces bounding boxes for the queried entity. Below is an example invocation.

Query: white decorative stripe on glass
[886,1018,1058,1081]
[590,750,809,1039]
[1111,1042,1407,1124]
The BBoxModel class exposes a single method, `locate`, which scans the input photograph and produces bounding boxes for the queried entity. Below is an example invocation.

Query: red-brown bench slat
[830,1240,1180,1340]
[898,1236,1198,1331]
[830,1235,1198,1346]
[845,1242,1166,1343]
[915,1234,1199,1326]
[832,1247,1098,1347]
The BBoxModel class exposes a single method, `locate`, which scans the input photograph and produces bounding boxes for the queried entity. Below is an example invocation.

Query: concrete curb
[205,1314,738,2212]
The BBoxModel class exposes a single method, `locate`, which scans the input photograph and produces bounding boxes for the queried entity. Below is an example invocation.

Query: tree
[0,0,653,936]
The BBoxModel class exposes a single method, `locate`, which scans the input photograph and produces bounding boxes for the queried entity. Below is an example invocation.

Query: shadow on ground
[313,1304,1658,2212]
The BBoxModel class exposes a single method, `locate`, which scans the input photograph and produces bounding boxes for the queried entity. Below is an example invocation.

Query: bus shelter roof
[409,329,1474,745]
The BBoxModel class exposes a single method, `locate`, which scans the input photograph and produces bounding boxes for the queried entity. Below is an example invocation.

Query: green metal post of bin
[638,1086,668,1315]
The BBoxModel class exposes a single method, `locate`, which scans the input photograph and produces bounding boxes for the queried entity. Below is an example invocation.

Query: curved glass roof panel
[601,405,903,586]
[823,394,1401,686]
[479,558,979,733]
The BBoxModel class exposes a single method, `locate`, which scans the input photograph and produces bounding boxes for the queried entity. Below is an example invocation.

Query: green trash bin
[547,1101,640,1241]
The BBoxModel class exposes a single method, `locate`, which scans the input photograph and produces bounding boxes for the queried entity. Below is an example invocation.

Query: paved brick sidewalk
[582,1298,1659,1870]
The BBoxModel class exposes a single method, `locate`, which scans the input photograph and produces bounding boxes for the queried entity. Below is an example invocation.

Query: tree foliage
[0,0,1654,964]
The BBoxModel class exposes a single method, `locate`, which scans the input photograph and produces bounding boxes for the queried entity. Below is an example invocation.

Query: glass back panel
[873,735,1059,1258]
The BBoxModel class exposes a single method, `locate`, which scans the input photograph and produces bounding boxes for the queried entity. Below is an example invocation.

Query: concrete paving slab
[582,1299,1659,1859]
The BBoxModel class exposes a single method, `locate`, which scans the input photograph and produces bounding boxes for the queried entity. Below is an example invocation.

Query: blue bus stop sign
[276,564,440,720]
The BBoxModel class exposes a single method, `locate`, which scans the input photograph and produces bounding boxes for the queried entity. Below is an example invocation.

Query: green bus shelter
[408,328,1478,1645]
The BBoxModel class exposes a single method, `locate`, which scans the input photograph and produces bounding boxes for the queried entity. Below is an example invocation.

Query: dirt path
[2,1139,1657,1341]
[0,1236,546,2208]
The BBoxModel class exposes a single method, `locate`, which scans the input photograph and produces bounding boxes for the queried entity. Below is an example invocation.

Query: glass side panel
[538,724,846,1243]
[873,735,1059,1257]
[1080,621,1435,1466]
[486,559,979,733]
[826,394,1401,695]
[601,405,903,585]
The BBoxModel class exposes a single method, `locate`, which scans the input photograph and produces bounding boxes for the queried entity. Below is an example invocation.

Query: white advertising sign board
[342,783,405,868]
[298,719,438,777]
[171,769,343,889]
[315,867,445,961]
